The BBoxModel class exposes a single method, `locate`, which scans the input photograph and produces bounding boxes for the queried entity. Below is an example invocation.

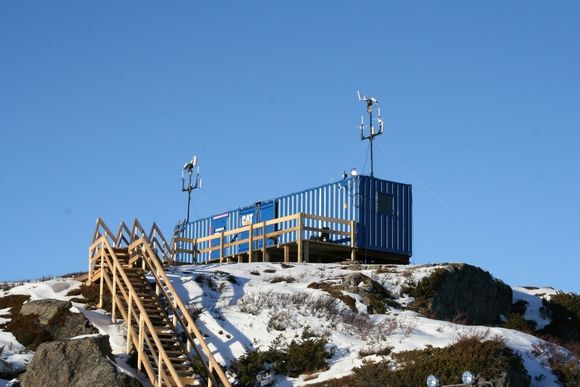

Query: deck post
[297,213,303,262]
[98,251,104,309]
[112,265,117,322]
[261,221,267,262]
[350,220,357,261]
[248,224,254,263]
[219,231,224,263]
[191,238,197,264]
[126,293,133,354]
[304,240,309,263]
[284,245,290,263]
[137,314,144,371]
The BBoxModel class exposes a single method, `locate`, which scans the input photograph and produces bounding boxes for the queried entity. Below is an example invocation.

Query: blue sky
[1,2,579,293]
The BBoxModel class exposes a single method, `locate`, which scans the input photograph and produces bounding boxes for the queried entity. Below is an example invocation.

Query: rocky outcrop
[20,335,140,387]
[410,264,512,325]
[20,299,97,341]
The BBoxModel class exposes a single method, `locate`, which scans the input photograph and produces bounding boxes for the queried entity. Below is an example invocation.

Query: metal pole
[186,190,191,222]
[369,108,374,177]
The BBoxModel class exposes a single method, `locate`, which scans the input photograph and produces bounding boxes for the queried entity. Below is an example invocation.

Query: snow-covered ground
[0,264,568,386]
[164,263,560,386]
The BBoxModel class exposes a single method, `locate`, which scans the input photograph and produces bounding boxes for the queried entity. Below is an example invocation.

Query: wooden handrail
[115,222,132,247]
[92,236,189,386]
[133,236,231,386]
[173,212,357,263]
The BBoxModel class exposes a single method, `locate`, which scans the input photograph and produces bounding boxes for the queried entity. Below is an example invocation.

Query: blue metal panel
[237,206,255,253]
[355,176,412,256]
[210,213,229,260]
[276,176,359,243]
[258,200,277,248]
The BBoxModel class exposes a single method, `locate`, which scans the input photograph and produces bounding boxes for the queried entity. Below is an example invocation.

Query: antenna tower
[181,156,202,222]
[357,91,384,177]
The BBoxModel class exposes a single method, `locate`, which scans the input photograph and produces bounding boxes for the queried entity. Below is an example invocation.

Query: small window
[377,193,394,216]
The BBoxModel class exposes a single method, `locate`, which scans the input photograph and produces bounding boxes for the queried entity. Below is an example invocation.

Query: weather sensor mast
[181,156,202,222]
[357,91,384,177]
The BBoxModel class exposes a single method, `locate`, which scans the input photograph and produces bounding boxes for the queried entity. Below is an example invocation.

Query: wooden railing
[130,236,230,386]
[90,236,188,386]
[88,218,231,387]
[173,212,357,264]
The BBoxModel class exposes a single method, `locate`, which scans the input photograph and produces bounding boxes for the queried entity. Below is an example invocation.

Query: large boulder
[20,299,97,341]
[20,335,140,387]
[20,299,72,325]
[411,264,512,325]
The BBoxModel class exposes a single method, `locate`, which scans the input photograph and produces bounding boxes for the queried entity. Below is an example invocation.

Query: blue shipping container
[176,175,412,263]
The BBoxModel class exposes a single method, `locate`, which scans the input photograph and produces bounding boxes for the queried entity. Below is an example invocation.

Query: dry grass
[270,276,296,284]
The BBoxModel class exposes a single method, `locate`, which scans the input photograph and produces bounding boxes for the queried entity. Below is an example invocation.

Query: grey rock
[20,299,72,325]
[20,335,140,387]
[342,272,394,313]
[426,264,512,325]
[19,298,97,341]
[343,273,385,295]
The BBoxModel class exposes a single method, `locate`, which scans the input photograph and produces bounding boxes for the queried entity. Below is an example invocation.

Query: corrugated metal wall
[357,176,412,256]
[178,175,412,263]
[276,177,359,243]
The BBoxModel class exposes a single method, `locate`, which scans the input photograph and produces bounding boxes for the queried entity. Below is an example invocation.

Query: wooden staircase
[88,219,230,387]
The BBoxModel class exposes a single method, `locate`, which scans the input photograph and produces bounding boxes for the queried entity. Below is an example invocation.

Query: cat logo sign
[241,213,254,226]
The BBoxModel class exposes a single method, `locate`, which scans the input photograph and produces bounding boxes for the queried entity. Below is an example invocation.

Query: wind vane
[357,91,384,177]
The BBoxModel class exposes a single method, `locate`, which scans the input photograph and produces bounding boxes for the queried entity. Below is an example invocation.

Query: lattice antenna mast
[357,91,384,177]
[181,156,202,222]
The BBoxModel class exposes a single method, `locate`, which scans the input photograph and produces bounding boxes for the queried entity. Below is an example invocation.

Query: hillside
[1,262,579,386]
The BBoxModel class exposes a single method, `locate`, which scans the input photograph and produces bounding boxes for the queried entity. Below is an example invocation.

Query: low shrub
[268,310,290,331]
[279,338,328,377]
[195,274,218,291]
[358,345,393,358]
[269,276,296,284]
[504,312,536,334]
[540,291,580,348]
[230,346,272,387]
[213,270,238,285]
[230,337,329,385]
[350,336,528,386]
[187,304,203,321]
[511,299,529,315]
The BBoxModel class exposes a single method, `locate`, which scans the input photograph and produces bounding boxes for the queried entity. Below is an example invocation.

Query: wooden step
[179,376,202,386]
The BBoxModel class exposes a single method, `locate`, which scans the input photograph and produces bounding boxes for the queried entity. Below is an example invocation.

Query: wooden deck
[173,212,409,265]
